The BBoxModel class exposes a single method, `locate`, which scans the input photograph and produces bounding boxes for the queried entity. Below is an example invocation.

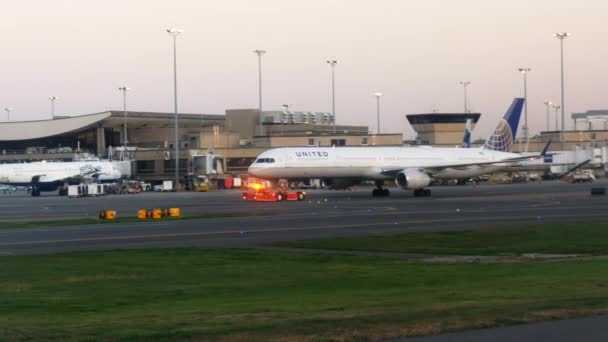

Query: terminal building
[2,105,607,183]
[405,112,481,146]
[0,108,403,182]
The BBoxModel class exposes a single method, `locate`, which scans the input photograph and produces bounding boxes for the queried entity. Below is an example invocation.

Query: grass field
[0,212,271,230]
[2,248,608,341]
[276,222,608,256]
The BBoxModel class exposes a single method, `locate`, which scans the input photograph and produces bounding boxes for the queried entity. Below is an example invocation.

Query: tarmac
[0,179,606,255]
[396,316,608,341]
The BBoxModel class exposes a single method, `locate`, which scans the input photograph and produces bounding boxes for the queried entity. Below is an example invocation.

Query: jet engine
[395,169,431,189]
[323,178,362,190]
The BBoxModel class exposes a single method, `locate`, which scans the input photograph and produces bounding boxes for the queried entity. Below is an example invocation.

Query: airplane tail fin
[461,118,472,148]
[482,98,524,152]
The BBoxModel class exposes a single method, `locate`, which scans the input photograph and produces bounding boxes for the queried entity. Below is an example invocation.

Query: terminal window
[361,137,368,145]
[331,139,346,146]
[136,160,155,174]
[308,138,315,146]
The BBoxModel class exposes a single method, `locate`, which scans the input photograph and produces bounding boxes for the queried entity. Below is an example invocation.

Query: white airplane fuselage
[248,146,520,181]
[0,161,122,185]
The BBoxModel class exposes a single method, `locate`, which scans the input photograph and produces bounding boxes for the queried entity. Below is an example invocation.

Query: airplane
[0,160,122,196]
[248,98,551,197]
[461,118,472,148]
[0,184,17,194]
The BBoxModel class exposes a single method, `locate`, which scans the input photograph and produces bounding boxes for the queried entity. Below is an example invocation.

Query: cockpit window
[255,158,276,164]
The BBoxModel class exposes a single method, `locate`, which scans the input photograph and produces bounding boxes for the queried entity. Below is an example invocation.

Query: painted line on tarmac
[0,221,174,234]
[3,212,608,247]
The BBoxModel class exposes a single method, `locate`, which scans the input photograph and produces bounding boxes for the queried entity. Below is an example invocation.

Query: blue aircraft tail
[461,118,472,148]
[482,98,524,152]
[461,129,471,148]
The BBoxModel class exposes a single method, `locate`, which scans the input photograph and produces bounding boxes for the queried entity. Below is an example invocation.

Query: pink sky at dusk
[1,0,607,140]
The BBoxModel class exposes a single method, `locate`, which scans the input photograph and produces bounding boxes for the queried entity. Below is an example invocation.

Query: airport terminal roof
[572,110,608,120]
[0,112,111,141]
[0,111,225,141]
[406,113,481,125]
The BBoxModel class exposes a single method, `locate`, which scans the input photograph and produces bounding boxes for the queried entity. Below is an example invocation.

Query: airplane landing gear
[413,189,431,197]
[31,175,41,197]
[372,180,390,197]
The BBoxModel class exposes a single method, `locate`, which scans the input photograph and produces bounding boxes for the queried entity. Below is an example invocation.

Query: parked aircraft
[0,184,17,194]
[0,160,122,196]
[249,98,550,197]
[461,118,472,148]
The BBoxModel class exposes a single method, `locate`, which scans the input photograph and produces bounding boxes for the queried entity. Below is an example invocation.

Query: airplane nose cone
[248,165,269,178]
[248,166,260,177]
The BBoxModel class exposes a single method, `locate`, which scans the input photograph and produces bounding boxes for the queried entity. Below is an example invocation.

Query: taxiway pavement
[0,180,606,254]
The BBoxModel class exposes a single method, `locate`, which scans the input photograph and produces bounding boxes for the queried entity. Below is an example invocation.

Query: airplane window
[255,158,274,163]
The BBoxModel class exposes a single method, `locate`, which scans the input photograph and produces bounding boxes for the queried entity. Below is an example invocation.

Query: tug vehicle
[242,178,306,202]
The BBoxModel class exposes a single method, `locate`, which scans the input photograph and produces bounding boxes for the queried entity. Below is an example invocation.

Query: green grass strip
[1,248,608,341]
[276,222,608,256]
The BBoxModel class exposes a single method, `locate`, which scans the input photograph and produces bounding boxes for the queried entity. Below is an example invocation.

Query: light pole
[552,104,560,133]
[459,81,471,113]
[372,92,382,134]
[4,107,12,121]
[554,32,569,150]
[543,100,552,132]
[118,87,130,148]
[166,27,183,189]
[49,96,58,119]
[327,60,338,133]
[517,67,531,152]
[253,50,266,136]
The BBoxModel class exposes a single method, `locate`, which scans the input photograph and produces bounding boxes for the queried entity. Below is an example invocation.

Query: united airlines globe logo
[484,119,513,152]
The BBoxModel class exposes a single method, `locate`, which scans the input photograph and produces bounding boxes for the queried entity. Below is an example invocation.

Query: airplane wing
[382,140,553,176]
[380,155,538,176]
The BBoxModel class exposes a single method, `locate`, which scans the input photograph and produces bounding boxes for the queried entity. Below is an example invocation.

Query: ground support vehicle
[566,171,595,183]
[242,178,306,202]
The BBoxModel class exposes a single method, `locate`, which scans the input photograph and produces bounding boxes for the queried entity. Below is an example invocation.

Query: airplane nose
[248,166,259,176]
[248,165,267,177]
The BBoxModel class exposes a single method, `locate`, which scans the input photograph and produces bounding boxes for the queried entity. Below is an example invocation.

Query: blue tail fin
[482,98,524,152]
[461,118,472,148]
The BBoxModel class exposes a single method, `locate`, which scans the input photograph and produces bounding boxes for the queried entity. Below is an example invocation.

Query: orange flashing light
[250,183,264,191]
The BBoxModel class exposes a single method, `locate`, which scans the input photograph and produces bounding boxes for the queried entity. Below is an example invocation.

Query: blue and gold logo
[484,119,513,152]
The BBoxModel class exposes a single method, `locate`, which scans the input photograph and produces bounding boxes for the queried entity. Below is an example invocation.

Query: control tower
[406,113,481,146]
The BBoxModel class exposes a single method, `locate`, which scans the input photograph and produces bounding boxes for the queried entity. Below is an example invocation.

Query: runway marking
[0,221,173,234]
[3,212,608,248]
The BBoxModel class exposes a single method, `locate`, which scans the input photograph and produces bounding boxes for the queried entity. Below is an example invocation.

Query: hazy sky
[1,0,607,139]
